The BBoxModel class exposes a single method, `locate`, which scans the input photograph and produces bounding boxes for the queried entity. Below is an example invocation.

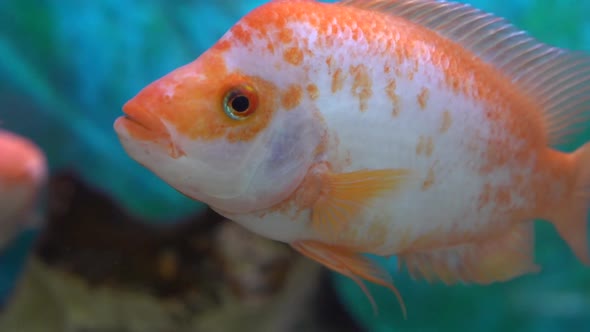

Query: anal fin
[291,240,407,318]
[399,223,540,285]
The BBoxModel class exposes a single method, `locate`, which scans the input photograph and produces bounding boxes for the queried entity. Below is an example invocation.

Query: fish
[114,0,590,316]
[0,129,47,250]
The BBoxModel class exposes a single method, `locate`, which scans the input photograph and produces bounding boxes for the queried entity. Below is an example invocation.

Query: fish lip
[122,113,150,130]
[118,100,186,159]
[120,99,171,138]
[121,100,154,131]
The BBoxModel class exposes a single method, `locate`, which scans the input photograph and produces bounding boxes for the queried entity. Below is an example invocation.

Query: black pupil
[231,95,250,113]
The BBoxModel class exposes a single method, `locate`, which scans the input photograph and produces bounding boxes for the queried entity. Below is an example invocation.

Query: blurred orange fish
[114,0,590,316]
[0,129,47,249]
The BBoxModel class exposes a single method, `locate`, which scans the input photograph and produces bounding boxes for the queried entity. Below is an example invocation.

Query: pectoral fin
[291,240,406,318]
[399,223,540,284]
[310,168,411,236]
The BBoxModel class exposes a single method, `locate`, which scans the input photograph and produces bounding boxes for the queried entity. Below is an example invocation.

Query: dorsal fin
[340,0,590,146]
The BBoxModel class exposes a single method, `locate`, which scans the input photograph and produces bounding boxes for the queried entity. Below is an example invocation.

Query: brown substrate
[0,171,362,332]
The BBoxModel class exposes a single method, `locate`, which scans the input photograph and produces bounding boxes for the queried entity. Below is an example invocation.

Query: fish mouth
[116,99,169,137]
[114,100,185,159]
[121,113,148,129]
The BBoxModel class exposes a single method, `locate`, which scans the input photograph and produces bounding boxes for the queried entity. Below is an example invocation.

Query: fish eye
[223,84,258,120]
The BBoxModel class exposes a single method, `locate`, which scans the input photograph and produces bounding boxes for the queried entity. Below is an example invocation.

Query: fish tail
[551,143,590,265]
[531,47,590,265]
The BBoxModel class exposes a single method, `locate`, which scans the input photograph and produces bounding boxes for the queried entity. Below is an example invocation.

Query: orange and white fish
[0,129,47,249]
[114,0,590,316]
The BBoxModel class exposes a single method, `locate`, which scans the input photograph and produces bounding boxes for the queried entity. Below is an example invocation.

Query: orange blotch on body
[282,84,303,110]
[331,68,346,93]
[416,136,434,156]
[494,186,512,206]
[384,64,391,73]
[440,110,452,133]
[478,183,493,210]
[350,64,373,112]
[421,167,435,191]
[385,79,401,117]
[279,28,294,44]
[417,87,430,110]
[306,83,320,100]
[229,23,253,46]
[325,55,335,73]
[266,41,275,53]
[284,47,304,66]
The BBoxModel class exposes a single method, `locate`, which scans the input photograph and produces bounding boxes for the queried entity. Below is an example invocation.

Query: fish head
[114,10,327,214]
[0,130,47,240]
